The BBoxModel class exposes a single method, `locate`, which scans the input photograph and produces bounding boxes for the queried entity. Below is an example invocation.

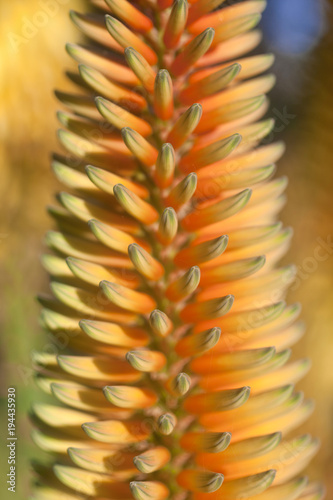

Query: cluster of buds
[31,1,323,500]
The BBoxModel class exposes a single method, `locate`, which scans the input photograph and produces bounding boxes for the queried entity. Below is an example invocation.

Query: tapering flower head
[31,1,324,500]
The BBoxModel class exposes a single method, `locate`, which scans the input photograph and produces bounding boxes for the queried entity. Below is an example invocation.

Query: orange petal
[105,15,157,65]
[105,0,153,32]
[100,280,156,314]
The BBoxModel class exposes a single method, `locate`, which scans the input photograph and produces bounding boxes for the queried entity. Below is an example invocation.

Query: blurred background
[0,0,332,498]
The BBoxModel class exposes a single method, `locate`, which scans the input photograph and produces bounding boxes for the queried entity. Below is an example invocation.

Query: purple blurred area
[262,0,326,54]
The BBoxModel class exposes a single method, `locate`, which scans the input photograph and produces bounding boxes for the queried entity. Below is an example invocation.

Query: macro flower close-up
[0,1,332,499]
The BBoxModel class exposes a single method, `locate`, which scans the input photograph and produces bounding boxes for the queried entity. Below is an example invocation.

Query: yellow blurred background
[0,1,332,498]
[0,1,84,497]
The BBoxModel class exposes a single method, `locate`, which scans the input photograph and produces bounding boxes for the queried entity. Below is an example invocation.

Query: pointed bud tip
[204,27,215,36]
[158,207,178,243]
[232,132,242,142]
[189,265,200,275]
[173,372,191,396]
[150,309,172,336]
[157,68,170,78]
[202,472,224,493]
[121,126,133,137]
[133,457,147,474]
[105,14,119,30]
[126,350,148,371]
[211,432,232,453]
[124,46,134,56]
[158,413,176,435]
[191,103,202,112]
[113,183,126,195]
[205,326,221,347]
